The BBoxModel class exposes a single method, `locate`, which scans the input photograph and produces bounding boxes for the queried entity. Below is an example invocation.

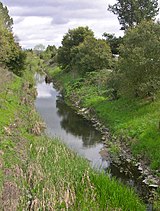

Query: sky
[1,0,160,49]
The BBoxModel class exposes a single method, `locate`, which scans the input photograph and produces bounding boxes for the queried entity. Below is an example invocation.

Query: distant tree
[57,26,94,71]
[45,45,57,58]
[103,33,123,54]
[108,0,159,30]
[71,36,112,75]
[0,2,13,31]
[34,44,45,55]
[118,21,160,97]
[40,45,57,64]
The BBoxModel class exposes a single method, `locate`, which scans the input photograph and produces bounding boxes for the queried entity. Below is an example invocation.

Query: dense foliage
[71,36,112,75]
[0,3,26,76]
[57,26,94,71]
[40,45,57,65]
[57,26,112,74]
[103,33,123,54]
[117,21,160,97]
[50,19,160,175]
[0,2,13,31]
[108,0,159,30]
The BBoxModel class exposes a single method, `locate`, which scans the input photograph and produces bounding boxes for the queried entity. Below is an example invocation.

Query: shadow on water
[56,96,102,147]
[35,74,154,210]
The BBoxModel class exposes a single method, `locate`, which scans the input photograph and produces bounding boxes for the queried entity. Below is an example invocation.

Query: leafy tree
[0,22,26,76]
[108,0,159,30]
[118,21,160,97]
[103,33,123,54]
[57,26,94,71]
[0,2,13,31]
[71,36,112,75]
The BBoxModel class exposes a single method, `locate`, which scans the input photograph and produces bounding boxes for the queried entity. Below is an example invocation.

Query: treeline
[41,0,160,99]
[0,2,26,76]
[42,22,160,99]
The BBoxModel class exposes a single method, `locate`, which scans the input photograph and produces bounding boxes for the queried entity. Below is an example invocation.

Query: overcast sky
[1,0,160,49]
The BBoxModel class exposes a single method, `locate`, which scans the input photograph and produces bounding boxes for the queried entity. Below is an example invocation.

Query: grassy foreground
[0,59,147,209]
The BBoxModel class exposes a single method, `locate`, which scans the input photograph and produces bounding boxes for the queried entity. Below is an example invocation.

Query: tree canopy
[57,26,113,75]
[108,0,159,30]
[71,36,112,75]
[57,26,94,71]
[0,3,26,76]
[118,21,160,97]
[103,33,123,54]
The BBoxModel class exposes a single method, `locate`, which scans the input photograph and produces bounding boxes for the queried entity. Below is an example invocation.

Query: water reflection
[34,74,153,208]
[56,96,102,147]
[35,74,109,169]
[34,74,153,207]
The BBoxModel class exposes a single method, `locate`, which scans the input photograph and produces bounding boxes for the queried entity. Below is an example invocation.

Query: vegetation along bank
[0,2,146,210]
[43,20,160,209]
[0,37,146,211]
[0,0,160,210]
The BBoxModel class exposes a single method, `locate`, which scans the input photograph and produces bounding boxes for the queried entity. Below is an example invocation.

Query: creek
[35,74,153,210]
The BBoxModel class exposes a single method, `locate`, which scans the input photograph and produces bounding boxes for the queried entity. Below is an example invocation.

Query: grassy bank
[0,57,147,210]
[48,66,160,208]
[48,67,160,171]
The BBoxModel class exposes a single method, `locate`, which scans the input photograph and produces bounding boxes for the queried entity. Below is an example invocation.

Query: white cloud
[1,0,159,49]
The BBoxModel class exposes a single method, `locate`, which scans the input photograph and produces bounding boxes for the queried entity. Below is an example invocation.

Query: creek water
[35,74,153,210]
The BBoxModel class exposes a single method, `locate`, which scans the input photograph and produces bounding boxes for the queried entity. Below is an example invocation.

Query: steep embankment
[0,58,147,210]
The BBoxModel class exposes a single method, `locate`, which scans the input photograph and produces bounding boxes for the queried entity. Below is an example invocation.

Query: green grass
[0,55,41,207]
[0,74,22,190]
[50,67,160,170]
[94,97,160,169]
[0,56,146,210]
[0,76,22,130]
[20,136,145,210]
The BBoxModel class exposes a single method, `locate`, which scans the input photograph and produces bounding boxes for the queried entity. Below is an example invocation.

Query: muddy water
[35,74,153,210]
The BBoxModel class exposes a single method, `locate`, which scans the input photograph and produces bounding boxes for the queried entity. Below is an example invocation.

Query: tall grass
[0,58,146,210]
[19,136,145,210]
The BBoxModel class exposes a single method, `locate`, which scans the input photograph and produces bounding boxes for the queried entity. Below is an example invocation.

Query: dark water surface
[35,74,153,210]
